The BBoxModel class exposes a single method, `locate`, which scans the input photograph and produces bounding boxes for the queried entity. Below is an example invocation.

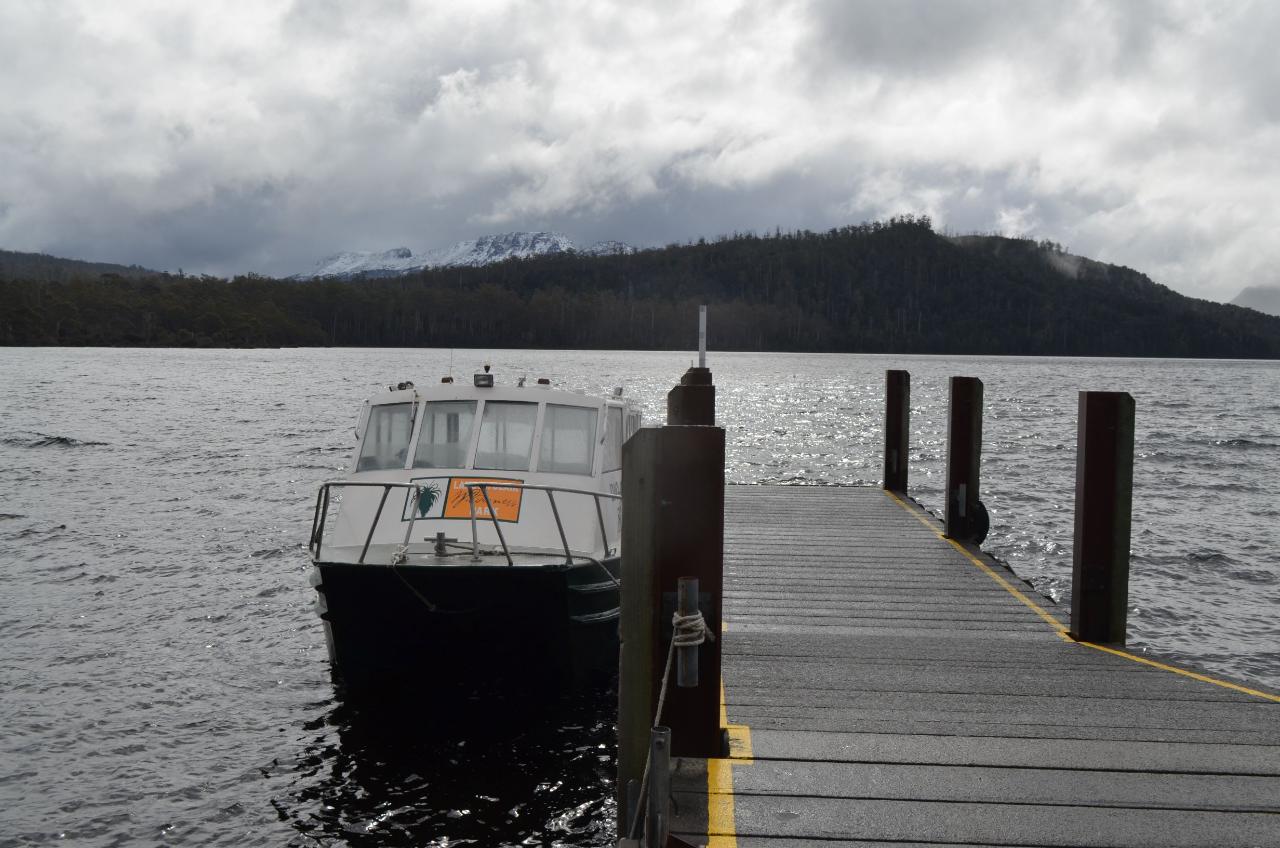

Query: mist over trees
[1231,285,1280,318]
[3,218,1279,358]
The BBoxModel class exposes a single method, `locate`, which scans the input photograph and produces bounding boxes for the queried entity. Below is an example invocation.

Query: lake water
[2,347,1277,846]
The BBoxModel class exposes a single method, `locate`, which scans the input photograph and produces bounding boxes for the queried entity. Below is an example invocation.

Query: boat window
[413,400,476,468]
[540,404,598,475]
[603,406,623,472]
[474,401,538,471]
[356,403,414,471]
[626,411,641,438]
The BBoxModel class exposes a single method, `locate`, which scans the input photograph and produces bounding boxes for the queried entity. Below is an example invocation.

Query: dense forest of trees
[3,218,1279,358]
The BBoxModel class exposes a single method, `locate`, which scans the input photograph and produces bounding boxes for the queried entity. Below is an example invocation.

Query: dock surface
[671,485,1280,847]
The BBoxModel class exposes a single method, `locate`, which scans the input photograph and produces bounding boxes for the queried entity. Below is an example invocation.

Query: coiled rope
[654,609,714,725]
[627,607,715,841]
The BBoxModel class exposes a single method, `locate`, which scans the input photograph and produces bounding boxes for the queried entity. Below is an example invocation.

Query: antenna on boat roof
[698,304,707,368]
[448,348,454,379]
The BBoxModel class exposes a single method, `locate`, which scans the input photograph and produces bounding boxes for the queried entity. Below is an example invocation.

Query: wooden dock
[669,485,1280,847]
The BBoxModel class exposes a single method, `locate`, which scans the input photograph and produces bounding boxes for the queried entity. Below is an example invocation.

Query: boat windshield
[413,400,476,468]
[474,401,537,471]
[357,403,414,471]
[540,404,598,475]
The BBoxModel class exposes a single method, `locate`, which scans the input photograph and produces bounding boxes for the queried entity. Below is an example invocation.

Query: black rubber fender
[972,499,990,545]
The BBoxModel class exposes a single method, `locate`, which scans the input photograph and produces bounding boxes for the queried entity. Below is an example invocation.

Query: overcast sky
[2,1,1277,300]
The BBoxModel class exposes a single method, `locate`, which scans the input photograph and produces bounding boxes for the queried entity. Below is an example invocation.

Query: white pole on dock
[698,304,707,368]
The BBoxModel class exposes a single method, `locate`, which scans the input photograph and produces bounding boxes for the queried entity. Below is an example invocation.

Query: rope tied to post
[672,609,714,648]
[655,608,714,728]
[628,605,715,842]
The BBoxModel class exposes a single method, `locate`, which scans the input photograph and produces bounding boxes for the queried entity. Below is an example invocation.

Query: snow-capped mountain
[292,232,634,280]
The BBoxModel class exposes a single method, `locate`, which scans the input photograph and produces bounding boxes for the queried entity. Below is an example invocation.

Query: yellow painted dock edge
[706,673,753,846]
[884,489,1280,703]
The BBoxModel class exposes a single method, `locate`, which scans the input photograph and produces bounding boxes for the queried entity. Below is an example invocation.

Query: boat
[308,367,642,694]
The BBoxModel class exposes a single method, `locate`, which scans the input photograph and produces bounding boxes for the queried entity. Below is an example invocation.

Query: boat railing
[461,481,622,567]
[309,480,622,567]
[310,481,426,565]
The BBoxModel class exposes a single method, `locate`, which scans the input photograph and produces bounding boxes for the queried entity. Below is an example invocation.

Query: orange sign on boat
[443,477,524,523]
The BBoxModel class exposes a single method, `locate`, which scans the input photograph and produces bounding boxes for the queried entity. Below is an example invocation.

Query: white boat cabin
[315,374,641,566]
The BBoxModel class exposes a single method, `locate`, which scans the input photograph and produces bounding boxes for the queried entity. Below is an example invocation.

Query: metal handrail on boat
[461,482,622,567]
[310,481,425,565]
[309,480,621,567]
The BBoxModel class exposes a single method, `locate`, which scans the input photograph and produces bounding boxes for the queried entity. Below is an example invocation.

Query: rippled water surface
[2,347,1278,846]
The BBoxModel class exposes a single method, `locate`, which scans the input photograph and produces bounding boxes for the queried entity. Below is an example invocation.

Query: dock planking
[670,485,1280,847]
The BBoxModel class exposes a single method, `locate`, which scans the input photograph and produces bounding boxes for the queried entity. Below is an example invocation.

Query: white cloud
[0,0,1277,298]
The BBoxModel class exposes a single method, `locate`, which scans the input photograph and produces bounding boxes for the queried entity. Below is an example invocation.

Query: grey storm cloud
[1,0,1277,300]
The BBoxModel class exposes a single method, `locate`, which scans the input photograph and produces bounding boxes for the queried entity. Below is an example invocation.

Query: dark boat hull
[312,557,620,695]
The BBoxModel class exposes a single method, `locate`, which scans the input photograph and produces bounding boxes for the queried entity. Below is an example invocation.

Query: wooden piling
[667,366,715,425]
[618,424,725,830]
[884,370,911,492]
[944,376,987,543]
[1070,391,1136,645]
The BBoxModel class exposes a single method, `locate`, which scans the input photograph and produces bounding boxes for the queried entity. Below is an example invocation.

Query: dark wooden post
[1070,391,1136,645]
[944,376,987,543]
[667,366,715,425]
[883,370,910,492]
[617,424,725,831]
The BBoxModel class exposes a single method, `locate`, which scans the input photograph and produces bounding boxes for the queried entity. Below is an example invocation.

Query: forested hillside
[3,218,1279,357]
[0,248,158,283]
